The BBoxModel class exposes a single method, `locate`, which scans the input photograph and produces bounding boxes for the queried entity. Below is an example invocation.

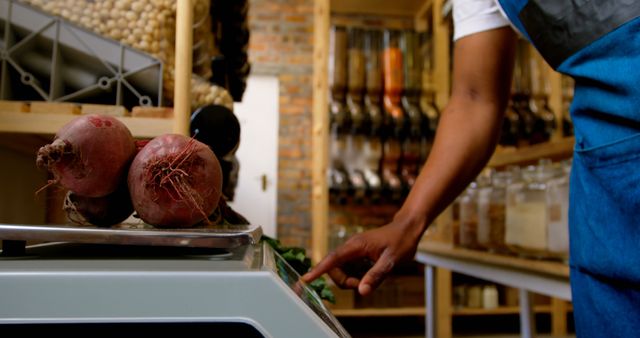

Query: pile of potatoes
[22,0,233,110]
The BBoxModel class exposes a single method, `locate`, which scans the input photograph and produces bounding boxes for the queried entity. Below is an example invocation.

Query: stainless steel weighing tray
[0,223,262,251]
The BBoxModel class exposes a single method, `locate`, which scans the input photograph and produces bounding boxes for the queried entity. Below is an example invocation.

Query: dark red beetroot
[64,182,134,227]
[128,134,223,228]
[36,114,136,198]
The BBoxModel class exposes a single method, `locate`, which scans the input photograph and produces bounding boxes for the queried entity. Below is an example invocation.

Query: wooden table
[415,241,571,338]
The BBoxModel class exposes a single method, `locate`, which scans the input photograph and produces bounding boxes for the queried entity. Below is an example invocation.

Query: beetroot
[64,182,134,227]
[128,134,223,228]
[36,114,136,198]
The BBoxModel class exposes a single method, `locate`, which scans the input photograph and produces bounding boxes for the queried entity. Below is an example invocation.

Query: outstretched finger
[301,240,366,283]
[358,252,395,296]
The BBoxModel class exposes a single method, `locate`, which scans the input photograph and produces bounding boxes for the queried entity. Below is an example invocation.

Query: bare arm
[398,27,517,240]
[303,27,517,295]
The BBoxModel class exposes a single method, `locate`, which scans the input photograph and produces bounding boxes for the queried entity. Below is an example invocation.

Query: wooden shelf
[0,111,172,139]
[488,137,575,169]
[418,241,569,279]
[332,304,572,317]
[332,306,425,317]
[330,0,427,17]
[452,305,551,316]
[116,116,173,138]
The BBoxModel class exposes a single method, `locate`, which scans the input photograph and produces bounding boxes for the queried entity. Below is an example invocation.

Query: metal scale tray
[0,223,262,253]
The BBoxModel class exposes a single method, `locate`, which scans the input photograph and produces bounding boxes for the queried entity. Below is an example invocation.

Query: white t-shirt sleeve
[453,0,511,41]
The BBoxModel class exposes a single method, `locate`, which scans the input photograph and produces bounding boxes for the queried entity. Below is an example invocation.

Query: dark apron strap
[519,0,640,68]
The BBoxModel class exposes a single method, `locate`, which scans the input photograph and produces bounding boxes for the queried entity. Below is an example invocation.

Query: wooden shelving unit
[0,1,194,138]
[452,305,551,316]
[332,304,571,317]
[311,0,451,319]
[0,3,194,226]
[330,0,427,17]
[312,0,575,334]
[418,241,573,338]
[333,307,425,317]
[423,144,575,337]
[311,0,451,265]
[0,111,173,139]
[423,243,570,278]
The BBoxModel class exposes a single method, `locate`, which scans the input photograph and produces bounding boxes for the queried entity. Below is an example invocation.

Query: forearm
[394,27,517,238]
[397,98,504,236]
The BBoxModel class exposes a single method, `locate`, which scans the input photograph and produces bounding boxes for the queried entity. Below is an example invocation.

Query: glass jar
[345,133,368,203]
[329,26,349,131]
[329,26,348,100]
[459,182,479,249]
[381,29,405,202]
[382,29,405,132]
[482,285,499,309]
[329,224,348,252]
[500,99,521,147]
[453,284,467,309]
[546,160,571,261]
[328,129,350,204]
[347,27,366,132]
[362,30,384,202]
[476,170,493,250]
[505,160,554,258]
[467,285,483,308]
[486,167,518,254]
[448,196,461,246]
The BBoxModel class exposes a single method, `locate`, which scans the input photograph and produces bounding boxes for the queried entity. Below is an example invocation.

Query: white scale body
[0,224,350,337]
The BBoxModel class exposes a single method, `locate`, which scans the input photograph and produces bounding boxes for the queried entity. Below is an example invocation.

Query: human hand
[301,221,423,296]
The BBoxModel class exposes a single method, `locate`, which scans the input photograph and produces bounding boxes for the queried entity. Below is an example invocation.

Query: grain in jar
[459,182,480,249]
[505,160,553,258]
[476,170,493,250]
[545,160,571,261]
[487,167,519,254]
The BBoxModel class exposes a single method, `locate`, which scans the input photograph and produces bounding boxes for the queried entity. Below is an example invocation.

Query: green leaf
[261,236,334,303]
[310,277,335,304]
[262,236,283,252]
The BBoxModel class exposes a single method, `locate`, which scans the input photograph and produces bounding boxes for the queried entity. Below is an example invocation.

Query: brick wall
[248,0,315,249]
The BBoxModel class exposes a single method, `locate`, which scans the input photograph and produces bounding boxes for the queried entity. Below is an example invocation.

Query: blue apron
[496,1,640,336]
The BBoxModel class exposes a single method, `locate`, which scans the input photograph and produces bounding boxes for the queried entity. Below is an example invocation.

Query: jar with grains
[453,285,467,309]
[545,160,570,261]
[505,159,555,259]
[459,181,480,249]
[466,285,483,308]
[476,170,494,250]
[329,26,348,100]
[485,167,519,254]
[482,285,499,309]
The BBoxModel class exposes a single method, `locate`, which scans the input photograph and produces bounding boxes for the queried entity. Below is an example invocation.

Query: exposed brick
[291,96,312,106]
[284,14,308,23]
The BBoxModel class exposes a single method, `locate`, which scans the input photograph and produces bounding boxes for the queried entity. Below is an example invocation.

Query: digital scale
[0,223,351,337]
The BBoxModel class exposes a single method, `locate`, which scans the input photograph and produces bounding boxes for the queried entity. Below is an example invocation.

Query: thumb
[358,252,395,296]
